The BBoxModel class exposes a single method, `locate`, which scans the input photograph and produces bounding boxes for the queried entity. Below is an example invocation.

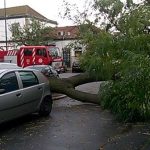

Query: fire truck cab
[17,45,63,69]
[0,45,64,71]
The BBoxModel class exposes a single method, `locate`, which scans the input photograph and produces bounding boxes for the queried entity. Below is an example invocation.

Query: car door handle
[16,93,21,97]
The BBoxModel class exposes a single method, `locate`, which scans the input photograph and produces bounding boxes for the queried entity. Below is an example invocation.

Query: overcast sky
[0,0,142,27]
[0,0,88,26]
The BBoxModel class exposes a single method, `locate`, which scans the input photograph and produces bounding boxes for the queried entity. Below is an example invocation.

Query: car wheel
[39,96,52,116]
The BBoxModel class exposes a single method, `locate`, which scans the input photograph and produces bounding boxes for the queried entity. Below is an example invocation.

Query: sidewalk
[52,93,66,100]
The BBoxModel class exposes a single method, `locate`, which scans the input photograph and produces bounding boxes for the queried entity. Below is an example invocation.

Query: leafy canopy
[9,19,55,46]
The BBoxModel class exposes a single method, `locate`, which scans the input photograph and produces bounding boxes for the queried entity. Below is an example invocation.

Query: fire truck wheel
[39,96,52,116]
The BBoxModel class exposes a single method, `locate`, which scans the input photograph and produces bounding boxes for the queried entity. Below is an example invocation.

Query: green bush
[100,53,150,122]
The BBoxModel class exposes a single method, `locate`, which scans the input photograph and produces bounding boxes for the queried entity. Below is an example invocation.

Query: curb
[52,94,67,100]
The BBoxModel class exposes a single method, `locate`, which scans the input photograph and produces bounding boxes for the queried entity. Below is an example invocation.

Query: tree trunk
[49,73,102,104]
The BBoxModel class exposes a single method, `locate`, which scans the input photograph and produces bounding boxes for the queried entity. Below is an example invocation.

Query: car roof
[0,63,18,65]
[26,65,49,67]
[0,69,7,74]
[0,69,42,77]
[0,63,22,69]
[0,68,38,73]
[0,68,22,75]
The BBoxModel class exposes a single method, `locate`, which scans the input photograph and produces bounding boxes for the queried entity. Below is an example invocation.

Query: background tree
[9,19,55,46]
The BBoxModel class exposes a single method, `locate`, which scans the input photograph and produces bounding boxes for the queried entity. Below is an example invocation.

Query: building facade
[0,5,84,67]
[54,26,84,67]
[0,5,57,50]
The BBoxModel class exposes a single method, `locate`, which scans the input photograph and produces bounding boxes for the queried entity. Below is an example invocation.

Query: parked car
[72,61,83,73]
[0,63,22,69]
[54,65,67,74]
[25,65,59,78]
[0,68,52,124]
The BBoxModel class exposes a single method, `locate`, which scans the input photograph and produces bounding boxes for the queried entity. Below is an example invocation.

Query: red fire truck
[0,45,63,69]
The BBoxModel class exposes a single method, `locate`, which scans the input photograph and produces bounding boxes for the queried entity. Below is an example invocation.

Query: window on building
[61,31,64,36]
[68,32,70,36]
[58,32,61,36]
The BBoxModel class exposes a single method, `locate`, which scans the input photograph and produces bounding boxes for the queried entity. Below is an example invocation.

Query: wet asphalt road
[0,73,149,150]
[0,97,149,150]
[0,98,114,150]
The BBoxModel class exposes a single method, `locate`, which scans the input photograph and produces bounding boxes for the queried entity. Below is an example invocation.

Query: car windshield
[48,47,61,57]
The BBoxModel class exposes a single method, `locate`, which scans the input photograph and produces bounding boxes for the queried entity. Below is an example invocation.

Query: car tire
[39,96,52,116]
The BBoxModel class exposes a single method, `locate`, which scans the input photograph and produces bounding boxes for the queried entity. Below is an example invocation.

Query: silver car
[0,68,52,124]
[25,65,59,78]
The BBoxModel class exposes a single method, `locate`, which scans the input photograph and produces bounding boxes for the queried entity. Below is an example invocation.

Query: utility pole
[4,0,8,50]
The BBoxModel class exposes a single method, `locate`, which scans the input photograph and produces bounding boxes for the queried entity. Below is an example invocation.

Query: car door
[17,71,43,114]
[0,71,24,123]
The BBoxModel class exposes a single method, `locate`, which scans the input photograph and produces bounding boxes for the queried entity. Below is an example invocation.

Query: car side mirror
[0,89,6,94]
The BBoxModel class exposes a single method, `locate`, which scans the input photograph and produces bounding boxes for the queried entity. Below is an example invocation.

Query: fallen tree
[49,73,102,104]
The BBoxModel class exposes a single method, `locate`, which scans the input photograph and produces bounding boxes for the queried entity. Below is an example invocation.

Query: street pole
[4,0,8,50]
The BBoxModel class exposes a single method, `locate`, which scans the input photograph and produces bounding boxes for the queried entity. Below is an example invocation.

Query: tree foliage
[9,19,55,46]
[62,0,150,122]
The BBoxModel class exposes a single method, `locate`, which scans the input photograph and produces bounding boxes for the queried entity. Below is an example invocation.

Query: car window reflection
[19,71,39,88]
[0,72,19,93]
